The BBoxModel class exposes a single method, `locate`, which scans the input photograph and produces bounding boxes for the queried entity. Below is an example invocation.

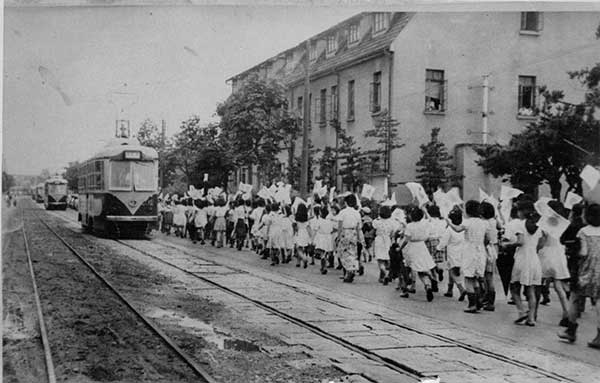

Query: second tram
[44,177,68,210]
[77,137,159,237]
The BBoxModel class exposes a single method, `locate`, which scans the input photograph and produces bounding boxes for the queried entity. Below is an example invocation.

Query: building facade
[228,12,600,201]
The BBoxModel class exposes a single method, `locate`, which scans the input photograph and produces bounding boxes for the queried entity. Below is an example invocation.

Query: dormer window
[309,44,317,61]
[326,35,338,54]
[348,24,359,44]
[373,13,388,34]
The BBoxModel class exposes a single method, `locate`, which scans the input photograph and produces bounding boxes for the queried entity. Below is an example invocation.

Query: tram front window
[133,161,156,191]
[110,161,132,190]
[48,184,67,195]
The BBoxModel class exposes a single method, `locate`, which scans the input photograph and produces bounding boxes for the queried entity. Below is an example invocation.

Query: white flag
[317,185,328,198]
[257,186,271,201]
[500,185,523,201]
[329,187,336,203]
[158,193,163,200]
[238,182,253,193]
[534,197,554,217]
[499,199,513,223]
[361,184,376,200]
[433,188,453,218]
[405,182,429,207]
[203,173,209,182]
[564,191,583,210]
[479,188,491,203]
[446,187,463,206]
[580,165,600,189]
[538,208,570,239]
[312,180,323,195]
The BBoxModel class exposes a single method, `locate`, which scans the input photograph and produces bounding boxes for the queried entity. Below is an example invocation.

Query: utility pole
[160,119,166,189]
[300,39,311,198]
[482,74,490,145]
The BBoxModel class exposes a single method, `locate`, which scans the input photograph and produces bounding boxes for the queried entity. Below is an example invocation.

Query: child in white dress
[315,207,336,274]
[294,203,312,268]
[373,205,401,285]
[446,200,487,313]
[438,208,466,300]
[401,207,436,302]
[508,200,543,326]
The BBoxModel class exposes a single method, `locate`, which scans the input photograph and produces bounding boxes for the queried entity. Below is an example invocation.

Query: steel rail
[115,239,427,382]
[29,211,218,383]
[46,209,578,382]
[122,238,578,383]
[20,209,57,383]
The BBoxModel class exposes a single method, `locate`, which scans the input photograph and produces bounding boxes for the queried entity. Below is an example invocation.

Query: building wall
[389,12,600,200]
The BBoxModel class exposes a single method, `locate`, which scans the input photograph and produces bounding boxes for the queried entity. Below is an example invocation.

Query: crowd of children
[157,191,600,349]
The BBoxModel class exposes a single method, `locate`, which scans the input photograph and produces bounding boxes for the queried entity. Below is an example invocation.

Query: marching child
[401,207,436,301]
[194,199,208,245]
[426,205,448,293]
[446,200,487,313]
[294,203,312,268]
[373,205,401,285]
[438,207,466,300]
[315,206,336,274]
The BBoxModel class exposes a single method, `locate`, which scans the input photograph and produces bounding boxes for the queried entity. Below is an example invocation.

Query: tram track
[22,207,218,383]
[116,238,578,383]
[21,209,57,383]
[46,207,587,382]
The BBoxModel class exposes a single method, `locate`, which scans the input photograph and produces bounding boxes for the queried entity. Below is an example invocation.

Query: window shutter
[520,12,526,30]
[538,13,544,31]
[518,84,523,109]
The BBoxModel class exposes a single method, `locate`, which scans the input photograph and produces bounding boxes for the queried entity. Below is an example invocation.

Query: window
[518,76,537,116]
[297,96,303,118]
[425,69,447,112]
[347,80,355,121]
[48,183,67,195]
[319,89,327,126]
[370,72,382,113]
[374,13,388,33]
[348,24,359,44]
[133,161,156,191]
[329,85,339,121]
[110,161,132,190]
[240,167,249,184]
[326,35,338,54]
[309,44,317,61]
[521,12,542,32]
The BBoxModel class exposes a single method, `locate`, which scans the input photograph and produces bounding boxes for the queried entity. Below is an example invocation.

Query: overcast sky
[3,6,358,175]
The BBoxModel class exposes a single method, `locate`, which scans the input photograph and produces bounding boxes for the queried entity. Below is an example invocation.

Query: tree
[338,130,370,192]
[190,123,237,189]
[2,171,15,193]
[170,116,205,187]
[416,127,458,195]
[287,140,319,191]
[475,89,599,199]
[63,161,80,192]
[475,24,600,199]
[365,109,404,176]
[217,74,297,185]
[317,146,337,186]
[136,118,176,189]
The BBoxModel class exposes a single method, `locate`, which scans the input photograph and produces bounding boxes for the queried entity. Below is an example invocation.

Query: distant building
[227,12,600,200]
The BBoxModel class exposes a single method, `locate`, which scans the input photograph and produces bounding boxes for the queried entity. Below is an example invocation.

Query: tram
[44,177,68,210]
[77,137,159,237]
[35,183,45,203]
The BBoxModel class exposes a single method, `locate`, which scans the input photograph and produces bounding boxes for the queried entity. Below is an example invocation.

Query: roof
[90,138,159,160]
[228,12,414,85]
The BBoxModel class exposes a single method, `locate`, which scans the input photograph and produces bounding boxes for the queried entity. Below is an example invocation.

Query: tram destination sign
[123,151,141,160]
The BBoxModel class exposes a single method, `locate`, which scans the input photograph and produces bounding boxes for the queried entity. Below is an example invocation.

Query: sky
[2,5,358,175]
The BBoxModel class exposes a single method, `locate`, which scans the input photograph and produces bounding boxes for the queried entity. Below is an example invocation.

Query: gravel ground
[17,207,199,383]
[7,201,347,383]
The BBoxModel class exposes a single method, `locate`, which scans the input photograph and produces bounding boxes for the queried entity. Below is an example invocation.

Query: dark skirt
[235,219,247,238]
